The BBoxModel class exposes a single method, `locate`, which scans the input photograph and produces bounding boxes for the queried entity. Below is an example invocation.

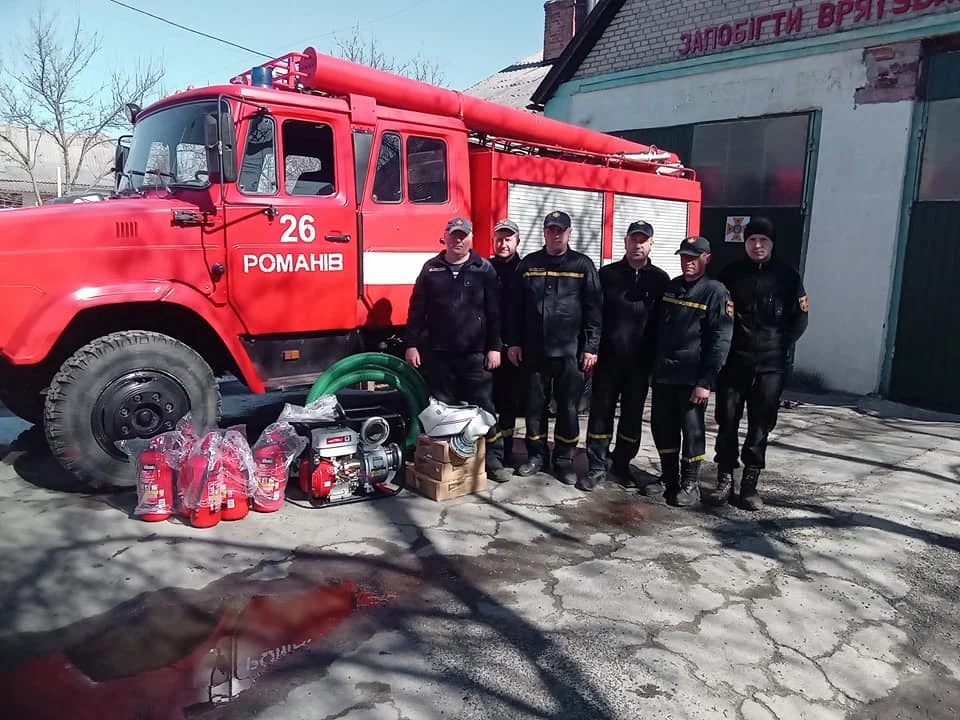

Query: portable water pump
[298,414,404,507]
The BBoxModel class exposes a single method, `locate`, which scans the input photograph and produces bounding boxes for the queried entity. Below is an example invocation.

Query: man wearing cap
[581,220,670,492]
[649,235,734,506]
[505,210,602,486]
[488,218,525,477]
[707,216,809,510]
[404,216,505,478]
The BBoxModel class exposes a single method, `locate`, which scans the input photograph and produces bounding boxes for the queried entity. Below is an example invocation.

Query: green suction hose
[307,352,429,403]
[305,353,429,449]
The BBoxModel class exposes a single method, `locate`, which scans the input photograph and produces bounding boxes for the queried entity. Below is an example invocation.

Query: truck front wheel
[43,331,222,488]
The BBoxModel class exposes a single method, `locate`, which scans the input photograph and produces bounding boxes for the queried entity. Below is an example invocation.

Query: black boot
[608,460,636,488]
[671,461,701,507]
[739,467,764,511]
[704,468,734,506]
[517,456,545,477]
[657,455,679,500]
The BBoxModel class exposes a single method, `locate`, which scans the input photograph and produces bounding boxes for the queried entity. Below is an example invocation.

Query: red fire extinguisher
[253,442,287,513]
[219,445,250,521]
[135,445,174,522]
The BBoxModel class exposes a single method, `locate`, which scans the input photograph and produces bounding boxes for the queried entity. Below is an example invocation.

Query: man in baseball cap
[505,209,602,486]
[583,219,669,492]
[647,234,734,506]
[488,217,524,480]
[404,214,505,480]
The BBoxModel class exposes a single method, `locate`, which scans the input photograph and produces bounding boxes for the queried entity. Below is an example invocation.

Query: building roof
[531,0,626,106]
[462,50,554,111]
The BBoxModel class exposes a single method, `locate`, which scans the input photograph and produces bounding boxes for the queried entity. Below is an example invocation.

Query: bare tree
[0,8,164,205]
[332,23,445,87]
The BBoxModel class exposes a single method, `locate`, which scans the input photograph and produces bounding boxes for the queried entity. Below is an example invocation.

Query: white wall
[566,49,913,395]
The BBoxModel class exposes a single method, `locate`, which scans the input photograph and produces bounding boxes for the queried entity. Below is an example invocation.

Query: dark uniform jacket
[404,250,501,354]
[491,253,521,347]
[505,247,602,359]
[598,258,671,369]
[718,258,809,373]
[653,274,734,389]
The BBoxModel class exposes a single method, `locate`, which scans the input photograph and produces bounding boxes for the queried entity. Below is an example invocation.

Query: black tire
[43,331,222,488]
[0,366,48,424]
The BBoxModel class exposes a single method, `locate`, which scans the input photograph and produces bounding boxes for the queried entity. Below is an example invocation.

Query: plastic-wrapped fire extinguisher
[135,443,174,522]
[219,427,253,521]
[252,422,308,512]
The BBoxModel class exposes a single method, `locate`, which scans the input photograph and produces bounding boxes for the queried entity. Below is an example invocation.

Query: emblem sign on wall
[725,216,750,243]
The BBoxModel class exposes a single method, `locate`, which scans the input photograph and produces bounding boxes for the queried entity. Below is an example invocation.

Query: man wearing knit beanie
[707,216,809,510]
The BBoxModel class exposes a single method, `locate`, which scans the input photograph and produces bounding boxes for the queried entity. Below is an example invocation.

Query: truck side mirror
[113,135,131,188]
[205,109,238,184]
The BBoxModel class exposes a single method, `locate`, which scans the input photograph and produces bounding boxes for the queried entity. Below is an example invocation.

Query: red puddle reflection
[0,580,386,719]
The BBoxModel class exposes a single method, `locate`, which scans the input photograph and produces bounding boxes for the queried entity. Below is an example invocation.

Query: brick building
[531,0,960,414]
[464,1,599,110]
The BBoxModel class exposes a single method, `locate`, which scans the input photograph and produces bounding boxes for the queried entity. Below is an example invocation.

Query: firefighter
[582,220,670,492]
[488,218,524,479]
[404,215,505,478]
[650,235,733,506]
[707,216,809,510]
[505,210,602,485]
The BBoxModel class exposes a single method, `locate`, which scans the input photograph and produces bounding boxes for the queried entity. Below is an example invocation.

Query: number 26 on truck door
[279,213,316,243]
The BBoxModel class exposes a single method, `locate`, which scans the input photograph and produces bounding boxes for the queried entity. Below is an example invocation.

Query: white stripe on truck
[362,251,438,285]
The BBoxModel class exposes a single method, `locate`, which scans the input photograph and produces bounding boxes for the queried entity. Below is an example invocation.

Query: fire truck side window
[282,120,336,197]
[406,136,448,204]
[371,132,402,203]
[237,113,278,195]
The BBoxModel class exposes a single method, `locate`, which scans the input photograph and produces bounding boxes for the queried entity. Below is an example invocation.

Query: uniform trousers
[524,355,585,467]
[425,350,504,469]
[714,364,784,470]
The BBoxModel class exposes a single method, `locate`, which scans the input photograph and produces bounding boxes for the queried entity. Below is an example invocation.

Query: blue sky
[1,0,546,97]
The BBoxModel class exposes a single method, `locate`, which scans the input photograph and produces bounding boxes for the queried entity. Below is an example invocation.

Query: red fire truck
[0,47,700,488]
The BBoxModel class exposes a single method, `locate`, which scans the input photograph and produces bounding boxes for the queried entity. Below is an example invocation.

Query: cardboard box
[404,461,487,501]
[414,434,485,466]
[414,452,484,482]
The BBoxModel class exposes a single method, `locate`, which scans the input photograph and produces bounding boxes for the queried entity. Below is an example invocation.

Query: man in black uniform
[505,210,602,486]
[582,220,670,492]
[707,216,809,510]
[404,215,505,478]
[488,218,524,480]
[651,235,734,507]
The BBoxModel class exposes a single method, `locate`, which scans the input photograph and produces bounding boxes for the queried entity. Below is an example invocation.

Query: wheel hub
[92,371,191,457]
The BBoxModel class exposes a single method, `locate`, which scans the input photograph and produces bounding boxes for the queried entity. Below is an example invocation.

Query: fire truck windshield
[118,100,220,193]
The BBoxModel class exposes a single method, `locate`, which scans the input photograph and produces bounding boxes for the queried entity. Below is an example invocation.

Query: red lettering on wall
[677,0,951,57]
[819,2,836,26]
[787,8,804,32]
[734,18,749,43]
[718,24,732,46]
[772,10,787,35]
[837,0,856,24]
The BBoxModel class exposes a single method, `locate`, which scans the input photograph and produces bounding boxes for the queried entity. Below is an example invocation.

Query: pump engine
[298,416,403,506]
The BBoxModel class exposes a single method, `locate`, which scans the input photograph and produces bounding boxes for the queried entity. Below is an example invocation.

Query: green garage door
[889,51,960,413]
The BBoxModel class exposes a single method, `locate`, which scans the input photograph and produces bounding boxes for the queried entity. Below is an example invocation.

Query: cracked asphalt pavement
[0,388,958,719]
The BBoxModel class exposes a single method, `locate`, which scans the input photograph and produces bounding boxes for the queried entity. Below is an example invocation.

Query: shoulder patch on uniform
[799,295,809,312]
[725,299,735,318]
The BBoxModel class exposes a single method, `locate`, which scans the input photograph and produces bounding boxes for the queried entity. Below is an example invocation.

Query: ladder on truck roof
[230,47,695,179]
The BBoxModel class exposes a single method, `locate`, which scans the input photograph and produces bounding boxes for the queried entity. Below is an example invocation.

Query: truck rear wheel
[43,331,222,488]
